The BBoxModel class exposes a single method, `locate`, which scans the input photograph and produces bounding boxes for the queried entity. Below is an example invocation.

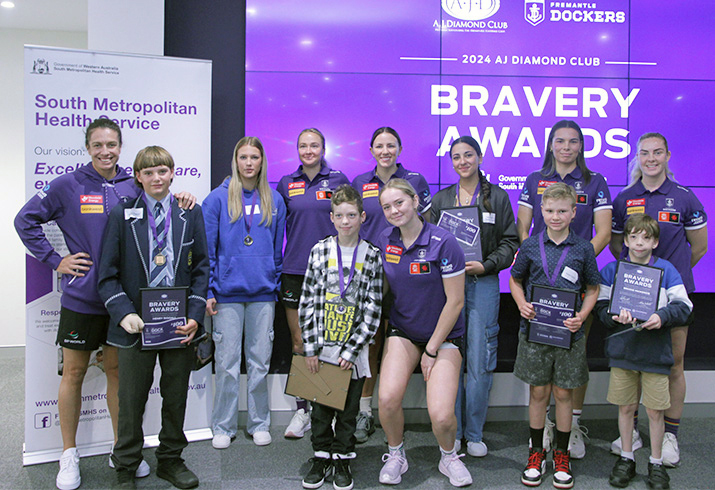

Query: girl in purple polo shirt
[276,128,350,439]
[377,179,472,488]
[350,126,432,443]
[610,132,707,467]
[516,119,613,459]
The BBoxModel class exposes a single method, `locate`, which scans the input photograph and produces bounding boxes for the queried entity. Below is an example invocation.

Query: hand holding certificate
[528,285,578,349]
[436,206,483,261]
[608,260,663,322]
[140,287,190,349]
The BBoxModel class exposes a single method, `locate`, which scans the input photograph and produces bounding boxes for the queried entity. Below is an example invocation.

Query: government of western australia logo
[525,0,545,26]
[32,58,50,74]
[442,0,500,21]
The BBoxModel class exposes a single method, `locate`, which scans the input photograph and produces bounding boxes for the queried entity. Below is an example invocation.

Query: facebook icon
[34,412,51,429]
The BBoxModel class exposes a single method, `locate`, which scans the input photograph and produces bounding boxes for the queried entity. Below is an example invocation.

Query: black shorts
[380,290,395,321]
[386,324,464,358]
[57,307,109,351]
[280,273,305,309]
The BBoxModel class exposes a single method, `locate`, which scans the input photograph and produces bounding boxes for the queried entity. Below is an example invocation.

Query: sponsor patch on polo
[537,180,557,194]
[362,182,379,198]
[658,211,680,223]
[409,262,431,275]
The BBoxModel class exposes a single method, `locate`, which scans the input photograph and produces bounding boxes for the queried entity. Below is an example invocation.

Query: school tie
[149,202,170,287]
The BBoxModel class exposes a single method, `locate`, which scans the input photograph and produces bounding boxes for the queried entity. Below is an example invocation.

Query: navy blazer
[98,194,209,347]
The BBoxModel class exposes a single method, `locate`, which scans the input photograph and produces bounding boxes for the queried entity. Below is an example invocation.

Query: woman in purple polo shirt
[276,128,350,439]
[350,126,432,443]
[610,132,707,467]
[376,179,472,487]
[516,119,613,459]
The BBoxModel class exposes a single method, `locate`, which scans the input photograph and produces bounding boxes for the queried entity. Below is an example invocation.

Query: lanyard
[244,191,258,236]
[143,194,172,250]
[336,241,358,300]
[539,231,571,286]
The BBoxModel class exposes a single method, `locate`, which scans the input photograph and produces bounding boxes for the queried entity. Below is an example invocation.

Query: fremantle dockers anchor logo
[525,0,545,26]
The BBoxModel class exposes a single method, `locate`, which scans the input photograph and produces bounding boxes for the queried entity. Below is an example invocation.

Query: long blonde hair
[227,137,274,226]
[626,132,676,188]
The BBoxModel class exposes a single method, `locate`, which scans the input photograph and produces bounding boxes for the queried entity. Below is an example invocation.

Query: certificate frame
[436,206,483,261]
[139,286,189,349]
[608,260,663,322]
[527,285,578,349]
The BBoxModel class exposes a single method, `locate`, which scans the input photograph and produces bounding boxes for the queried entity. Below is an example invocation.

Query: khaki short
[607,367,670,410]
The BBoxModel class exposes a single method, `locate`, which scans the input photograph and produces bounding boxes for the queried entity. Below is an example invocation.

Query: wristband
[424,349,438,359]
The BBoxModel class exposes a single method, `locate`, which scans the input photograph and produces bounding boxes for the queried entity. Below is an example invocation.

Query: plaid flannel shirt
[299,236,383,364]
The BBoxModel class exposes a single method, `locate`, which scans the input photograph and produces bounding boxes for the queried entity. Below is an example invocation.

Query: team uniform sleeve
[439,235,466,278]
[414,174,433,214]
[591,174,613,213]
[299,244,322,358]
[14,187,67,270]
[97,205,136,327]
[611,192,626,234]
[518,172,537,210]
[683,190,707,231]
[340,247,383,364]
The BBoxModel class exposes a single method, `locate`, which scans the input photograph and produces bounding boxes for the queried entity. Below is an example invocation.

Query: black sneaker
[354,411,375,444]
[647,462,670,490]
[303,457,332,489]
[112,469,136,490]
[609,457,636,488]
[332,457,353,490]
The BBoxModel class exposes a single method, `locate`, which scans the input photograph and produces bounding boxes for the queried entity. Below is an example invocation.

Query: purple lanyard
[539,231,571,286]
[244,191,258,235]
[457,183,479,207]
[143,195,172,250]
[336,241,358,300]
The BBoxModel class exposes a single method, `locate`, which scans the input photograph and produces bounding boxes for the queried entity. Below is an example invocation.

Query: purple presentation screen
[246,1,715,292]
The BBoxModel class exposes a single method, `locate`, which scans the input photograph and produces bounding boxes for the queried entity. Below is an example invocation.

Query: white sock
[360,396,372,415]
[572,409,582,426]
[440,446,456,458]
[650,456,663,465]
[388,443,404,456]
[621,451,635,460]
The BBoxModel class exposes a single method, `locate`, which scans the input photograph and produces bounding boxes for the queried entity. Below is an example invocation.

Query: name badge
[482,212,496,224]
[125,208,144,220]
[561,266,578,284]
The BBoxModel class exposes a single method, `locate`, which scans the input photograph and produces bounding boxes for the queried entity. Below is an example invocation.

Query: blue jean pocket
[485,323,499,373]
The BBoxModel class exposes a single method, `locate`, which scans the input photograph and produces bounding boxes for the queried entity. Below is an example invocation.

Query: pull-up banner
[23,46,212,465]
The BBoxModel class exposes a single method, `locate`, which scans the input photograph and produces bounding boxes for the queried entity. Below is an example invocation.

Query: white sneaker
[568,421,589,459]
[108,451,151,478]
[212,433,231,449]
[610,429,643,455]
[253,430,272,446]
[662,432,680,467]
[285,408,311,439]
[56,448,80,490]
[467,441,488,457]
[439,452,473,487]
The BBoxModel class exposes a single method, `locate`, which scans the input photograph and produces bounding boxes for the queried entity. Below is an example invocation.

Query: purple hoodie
[15,163,139,315]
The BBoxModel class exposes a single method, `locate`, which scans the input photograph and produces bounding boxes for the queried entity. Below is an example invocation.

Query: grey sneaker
[354,411,375,444]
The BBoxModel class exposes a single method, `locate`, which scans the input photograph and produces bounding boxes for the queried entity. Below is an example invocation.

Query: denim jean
[211,301,275,436]
[455,274,500,443]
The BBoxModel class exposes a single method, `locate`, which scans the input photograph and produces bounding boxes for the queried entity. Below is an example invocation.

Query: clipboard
[285,354,351,411]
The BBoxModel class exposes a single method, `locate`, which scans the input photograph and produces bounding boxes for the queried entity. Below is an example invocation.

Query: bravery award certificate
[608,261,663,322]
[140,287,189,349]
[437,207,483,261]
[528,285,578,349]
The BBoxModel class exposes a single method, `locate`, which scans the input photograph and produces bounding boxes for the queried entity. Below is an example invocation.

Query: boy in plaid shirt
[299,184,383,490]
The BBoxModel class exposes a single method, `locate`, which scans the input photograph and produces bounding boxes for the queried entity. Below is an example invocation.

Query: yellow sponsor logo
[385,254,401,264]
[288,188,305,197]
[363,190,379,198]
[80,204,104,214]
[627,206,645,215]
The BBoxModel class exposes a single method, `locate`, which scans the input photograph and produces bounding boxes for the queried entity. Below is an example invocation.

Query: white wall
[0,29,87,347]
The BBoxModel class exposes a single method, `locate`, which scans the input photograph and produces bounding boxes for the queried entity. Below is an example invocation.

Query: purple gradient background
[246,1,715,292]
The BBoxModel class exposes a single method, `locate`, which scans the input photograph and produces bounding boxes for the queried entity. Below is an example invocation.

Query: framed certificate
[140,286,189,349]
[608,260,663,322]
[285,354,351,411]
[528,285,578,349]
[437,206,483,261]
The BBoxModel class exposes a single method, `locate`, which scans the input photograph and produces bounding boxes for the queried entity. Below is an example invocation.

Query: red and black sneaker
[552,449,573,489]
[521,448,547,487]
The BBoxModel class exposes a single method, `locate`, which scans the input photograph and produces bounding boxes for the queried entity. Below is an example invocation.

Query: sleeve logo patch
[409,262,431,275]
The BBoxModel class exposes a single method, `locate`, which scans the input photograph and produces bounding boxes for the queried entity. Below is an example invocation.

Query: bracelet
[424,349,438,359]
